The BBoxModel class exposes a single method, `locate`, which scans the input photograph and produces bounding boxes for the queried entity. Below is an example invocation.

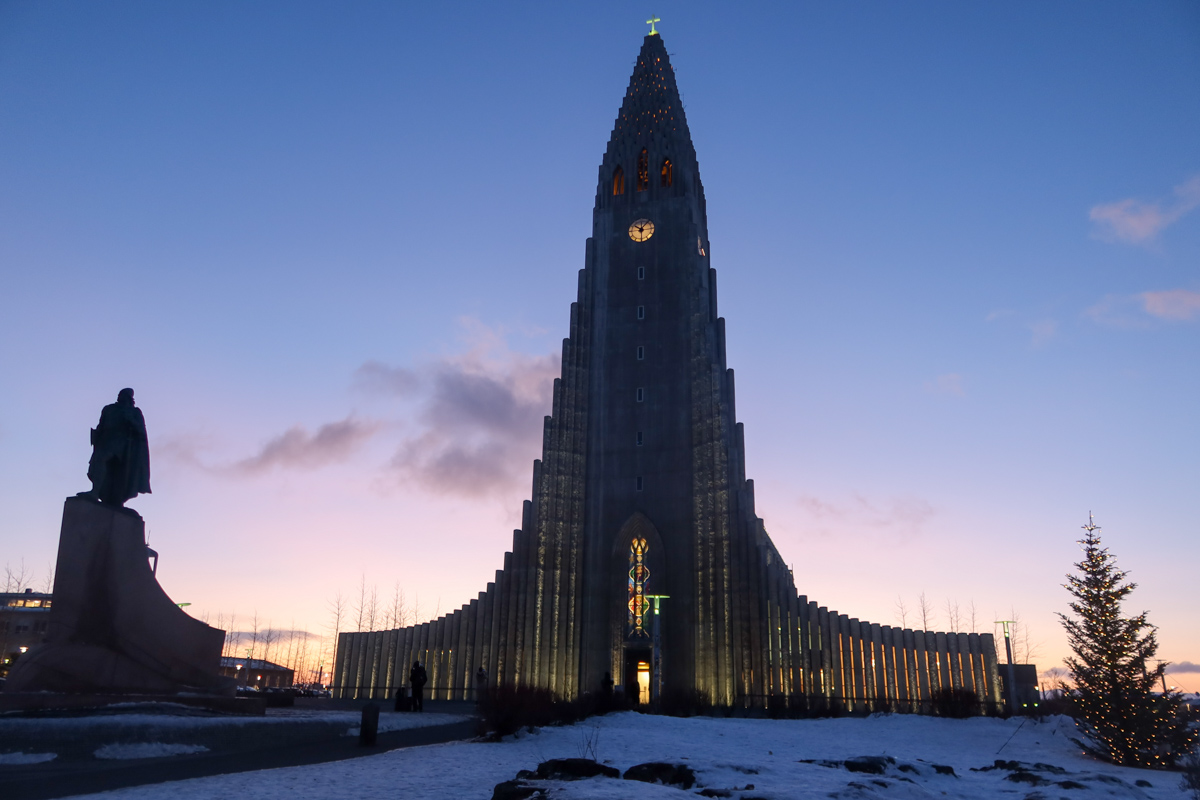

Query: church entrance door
[623,647,652,705]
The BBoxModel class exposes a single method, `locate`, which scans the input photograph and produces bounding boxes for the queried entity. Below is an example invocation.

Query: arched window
[612,166,625,196]
[636,149,649,191]
[627,537,650,637]
[661,158,672,187]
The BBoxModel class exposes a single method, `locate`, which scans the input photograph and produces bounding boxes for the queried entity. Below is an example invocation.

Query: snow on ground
[94,743,209,760]
[70,712,1186,800]
[0,751,57,765]
[0,710,467,733]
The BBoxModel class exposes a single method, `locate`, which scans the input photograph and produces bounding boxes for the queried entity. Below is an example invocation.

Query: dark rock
[1005,771,1045,785]
[515,770,537,780]
[490,780,545,800]
[1032,762,1066,775]
[1057,780,1086,789]
[623,762,696,789]
[932,764,956,776]
[730,766,759,774]
[898,764,919,774]
[1134,779,1152,788]
[844,756,891,775]
[697,790,731,798]
[536,758,620,781]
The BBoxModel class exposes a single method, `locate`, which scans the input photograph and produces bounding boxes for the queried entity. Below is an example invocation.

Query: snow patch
[94,743,210,760]
[0,751,57,764]
[68,713,1180,800]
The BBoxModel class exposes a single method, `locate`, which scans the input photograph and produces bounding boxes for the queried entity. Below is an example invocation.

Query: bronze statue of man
[83,388,152,506]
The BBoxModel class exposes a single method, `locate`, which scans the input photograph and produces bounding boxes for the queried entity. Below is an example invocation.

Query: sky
[1,1,1198,685]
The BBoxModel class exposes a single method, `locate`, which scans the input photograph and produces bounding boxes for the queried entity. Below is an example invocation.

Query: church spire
[599,34,701,205]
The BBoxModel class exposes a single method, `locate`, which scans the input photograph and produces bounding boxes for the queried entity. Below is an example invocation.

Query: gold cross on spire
[646,15,661,36]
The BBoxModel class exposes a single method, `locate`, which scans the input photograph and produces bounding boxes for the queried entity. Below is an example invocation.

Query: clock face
[628,219,655,243]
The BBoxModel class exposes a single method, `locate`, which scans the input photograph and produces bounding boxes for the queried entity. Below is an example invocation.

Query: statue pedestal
[4,497,233,697]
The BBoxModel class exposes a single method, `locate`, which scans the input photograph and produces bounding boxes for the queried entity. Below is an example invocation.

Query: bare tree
[41,561,54,593]
[387,582,407,630]
[944,598,961,633]
[365,584,378,632]
[969,600,979,633]
[894,595,909,628]
[4,560,31,593]
[354,575,367,632]
[918,592,935,631]
[260,625,279,666]
[247,611,260,662]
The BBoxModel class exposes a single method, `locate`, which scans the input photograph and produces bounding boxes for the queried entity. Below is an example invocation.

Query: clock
[628,219,655,242]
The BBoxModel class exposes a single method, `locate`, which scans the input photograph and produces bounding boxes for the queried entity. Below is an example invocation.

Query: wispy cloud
[1166,661,1200,674]
[380,319,559,498]
[796,493,935,542]
[1086,289,1200,327]
[986,309,1059,347]
[1028,319,1058,347]
[1089,174,1200,244]
[233,416,383,474]
[1141,289,1200,321]
[923,373,965,397]
[353,361,420,396]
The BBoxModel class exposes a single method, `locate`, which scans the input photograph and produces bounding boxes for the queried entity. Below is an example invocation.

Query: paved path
[0,717,478,800]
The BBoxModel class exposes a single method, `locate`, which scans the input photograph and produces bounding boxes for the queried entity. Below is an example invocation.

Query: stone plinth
[4,497,232,696]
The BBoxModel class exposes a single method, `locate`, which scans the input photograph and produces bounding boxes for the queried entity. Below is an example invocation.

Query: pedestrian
[475,665,489,709]
[409,661,427,712]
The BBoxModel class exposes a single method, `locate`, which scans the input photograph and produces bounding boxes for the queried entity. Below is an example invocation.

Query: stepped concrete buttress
[5,496,232,695]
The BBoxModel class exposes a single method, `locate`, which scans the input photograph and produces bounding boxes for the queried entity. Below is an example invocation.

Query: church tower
[335,32,1003,714]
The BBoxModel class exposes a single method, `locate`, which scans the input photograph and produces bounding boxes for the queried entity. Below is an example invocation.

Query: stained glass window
[628,536,650,637]
[613,166,625,195]
[661,158,672,187]
[637,149,649,191]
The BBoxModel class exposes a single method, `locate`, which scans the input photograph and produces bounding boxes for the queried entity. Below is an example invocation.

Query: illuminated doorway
[623,647,652,705]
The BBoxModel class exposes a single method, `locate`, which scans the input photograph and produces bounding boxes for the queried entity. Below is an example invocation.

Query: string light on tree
[1057,513,1196,768]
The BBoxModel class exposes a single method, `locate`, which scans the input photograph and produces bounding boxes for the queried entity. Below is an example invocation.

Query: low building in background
[0,589,52,677]
[219,656,294,688]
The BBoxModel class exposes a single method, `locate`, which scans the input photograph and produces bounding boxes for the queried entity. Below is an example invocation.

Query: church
[334,31,1003,712]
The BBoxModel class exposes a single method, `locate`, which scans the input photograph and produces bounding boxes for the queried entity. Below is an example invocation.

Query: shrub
[931,687,980,718]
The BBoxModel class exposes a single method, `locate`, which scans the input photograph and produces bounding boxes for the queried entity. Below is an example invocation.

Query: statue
[82,388,151,507]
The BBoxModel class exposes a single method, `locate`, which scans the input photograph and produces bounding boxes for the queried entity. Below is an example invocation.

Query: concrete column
[333,632,351,698]
[893,628,909,706]
[967,632,986,700]
[870,623,886,706]
[980,633,1002,705]
[935,632,951,693]
[881,626,897,703]
[831,613,845,708]
[400,628,415,695]
[914,629,930,709]
[848,617,864,710]
[956,632,974,695]
[947,630,962,690]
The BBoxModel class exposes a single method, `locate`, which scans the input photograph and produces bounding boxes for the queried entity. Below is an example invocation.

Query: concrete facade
[334,34,1002,712]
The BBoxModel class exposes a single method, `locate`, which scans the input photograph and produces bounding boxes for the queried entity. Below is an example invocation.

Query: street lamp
[646,595,669,704]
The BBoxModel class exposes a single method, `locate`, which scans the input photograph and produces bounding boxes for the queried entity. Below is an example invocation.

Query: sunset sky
[2,1,1198,685]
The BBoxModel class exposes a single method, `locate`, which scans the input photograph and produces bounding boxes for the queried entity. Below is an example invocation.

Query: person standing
[409,661,427,712]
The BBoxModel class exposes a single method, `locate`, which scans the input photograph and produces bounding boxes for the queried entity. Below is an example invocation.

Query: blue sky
[2,1,1198,681]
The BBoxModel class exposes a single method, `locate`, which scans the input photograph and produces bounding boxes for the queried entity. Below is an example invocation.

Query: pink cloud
[1141,289,1200,321]
[233,416,383,474]
[923,373,965,397]
[379,319,560,498]
[1089,174,1200,244]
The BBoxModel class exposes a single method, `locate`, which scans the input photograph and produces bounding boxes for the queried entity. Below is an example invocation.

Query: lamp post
[646,595,669,704]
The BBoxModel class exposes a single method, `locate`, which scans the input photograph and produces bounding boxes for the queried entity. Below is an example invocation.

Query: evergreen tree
[1058,514,1196,768]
